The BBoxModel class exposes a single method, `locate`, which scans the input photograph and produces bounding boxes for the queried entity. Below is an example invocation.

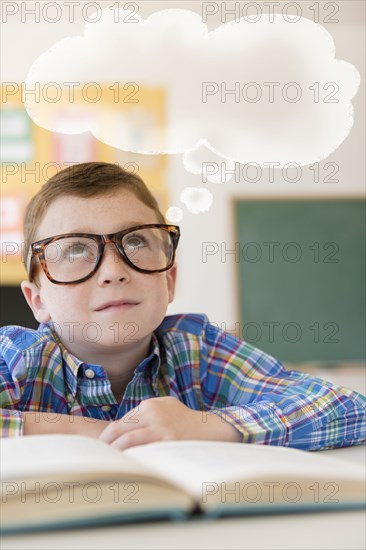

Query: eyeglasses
[28,224,180,285]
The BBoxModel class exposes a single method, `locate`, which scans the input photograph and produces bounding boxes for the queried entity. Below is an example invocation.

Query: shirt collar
[135,332,161,390]
[38,322,162,395]
[39,322,86,395]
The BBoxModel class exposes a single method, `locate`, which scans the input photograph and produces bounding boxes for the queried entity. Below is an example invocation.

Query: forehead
[36,190,159,240]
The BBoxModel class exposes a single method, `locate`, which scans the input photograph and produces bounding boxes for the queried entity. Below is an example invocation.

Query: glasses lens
[121,227,174,271]
[44,237,98,282]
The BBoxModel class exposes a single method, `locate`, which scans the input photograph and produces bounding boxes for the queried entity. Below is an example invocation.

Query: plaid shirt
[1,313,365,450]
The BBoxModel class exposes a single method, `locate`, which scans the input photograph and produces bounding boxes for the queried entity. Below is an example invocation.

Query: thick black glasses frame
[29,224,180,285]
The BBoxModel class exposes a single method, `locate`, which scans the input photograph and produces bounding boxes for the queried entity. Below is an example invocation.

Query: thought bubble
[165,206,183,223]
[183,139,235,183]
[22,8,360,166]
[180,187,213,214]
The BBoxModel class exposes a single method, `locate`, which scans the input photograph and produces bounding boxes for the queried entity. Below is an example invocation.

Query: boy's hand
[98,396,242,450]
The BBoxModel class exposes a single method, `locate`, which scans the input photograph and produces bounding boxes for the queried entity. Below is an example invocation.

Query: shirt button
[66,393,74,403]
[85,368,95,379]
[101,405,112,412]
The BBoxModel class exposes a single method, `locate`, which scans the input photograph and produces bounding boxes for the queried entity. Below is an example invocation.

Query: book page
[0,434,154,481]
[1,435,196,531]
[124,440,366,499]
[2,435,365,507]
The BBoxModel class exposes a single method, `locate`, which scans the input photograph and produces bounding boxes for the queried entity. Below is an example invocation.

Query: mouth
[95,301,140,312]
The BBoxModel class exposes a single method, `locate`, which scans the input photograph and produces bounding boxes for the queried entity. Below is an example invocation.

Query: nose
[96,241,131,284]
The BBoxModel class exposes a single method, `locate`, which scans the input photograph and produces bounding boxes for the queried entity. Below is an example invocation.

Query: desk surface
[2,445,365,550]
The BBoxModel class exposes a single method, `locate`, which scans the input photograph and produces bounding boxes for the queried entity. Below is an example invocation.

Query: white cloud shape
[165,206,183,223]
[183,139,236,183]
[180,187,213,214]
[24,8,360,165]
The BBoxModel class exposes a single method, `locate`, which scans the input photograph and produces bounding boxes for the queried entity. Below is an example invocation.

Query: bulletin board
[233,199,365,362]
[0,83,168,285]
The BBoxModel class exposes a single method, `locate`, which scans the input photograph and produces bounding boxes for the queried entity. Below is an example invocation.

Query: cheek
[147,276,171,301]
[43,287,88,318]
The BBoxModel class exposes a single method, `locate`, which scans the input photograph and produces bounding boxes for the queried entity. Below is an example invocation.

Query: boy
[0,162,365,451]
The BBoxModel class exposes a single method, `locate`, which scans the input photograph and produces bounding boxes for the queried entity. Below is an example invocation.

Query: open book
[1,435,365,533]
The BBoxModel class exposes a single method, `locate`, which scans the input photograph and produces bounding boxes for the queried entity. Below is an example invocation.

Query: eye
[124,234,148,248]
[66,243,86,255]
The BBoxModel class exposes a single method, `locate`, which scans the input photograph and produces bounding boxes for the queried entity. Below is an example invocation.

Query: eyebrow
[69,222,148,233]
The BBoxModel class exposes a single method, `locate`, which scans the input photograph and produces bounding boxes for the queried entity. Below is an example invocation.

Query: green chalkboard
[233,199,365,362]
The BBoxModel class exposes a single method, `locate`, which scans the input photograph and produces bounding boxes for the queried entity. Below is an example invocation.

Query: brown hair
[23,162,165,285]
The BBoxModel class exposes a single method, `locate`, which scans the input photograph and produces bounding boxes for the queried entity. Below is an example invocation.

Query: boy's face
[21,190,177,355]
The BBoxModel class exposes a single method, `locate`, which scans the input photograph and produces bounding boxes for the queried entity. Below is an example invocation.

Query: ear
[20,280,52,324]
[166,263,177,303]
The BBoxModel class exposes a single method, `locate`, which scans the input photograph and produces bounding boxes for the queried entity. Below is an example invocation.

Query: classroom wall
[1,1,365,339]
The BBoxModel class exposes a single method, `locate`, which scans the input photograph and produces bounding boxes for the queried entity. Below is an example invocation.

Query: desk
[2,445,365,550]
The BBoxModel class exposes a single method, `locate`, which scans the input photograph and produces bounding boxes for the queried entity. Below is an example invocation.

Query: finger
[110,426,164,451]
[98,421,135,444]
[98,410,143,444]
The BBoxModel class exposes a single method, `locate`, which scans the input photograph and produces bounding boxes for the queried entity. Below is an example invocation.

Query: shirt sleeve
[0,336,26,437]
[200,322,366,451]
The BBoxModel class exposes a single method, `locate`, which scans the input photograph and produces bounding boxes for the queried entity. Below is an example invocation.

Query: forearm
[210,388,366,451]
[23,411,110,438]
[200,408,243,442]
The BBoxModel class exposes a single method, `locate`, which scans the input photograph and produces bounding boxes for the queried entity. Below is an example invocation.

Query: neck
[58,333,153,402]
